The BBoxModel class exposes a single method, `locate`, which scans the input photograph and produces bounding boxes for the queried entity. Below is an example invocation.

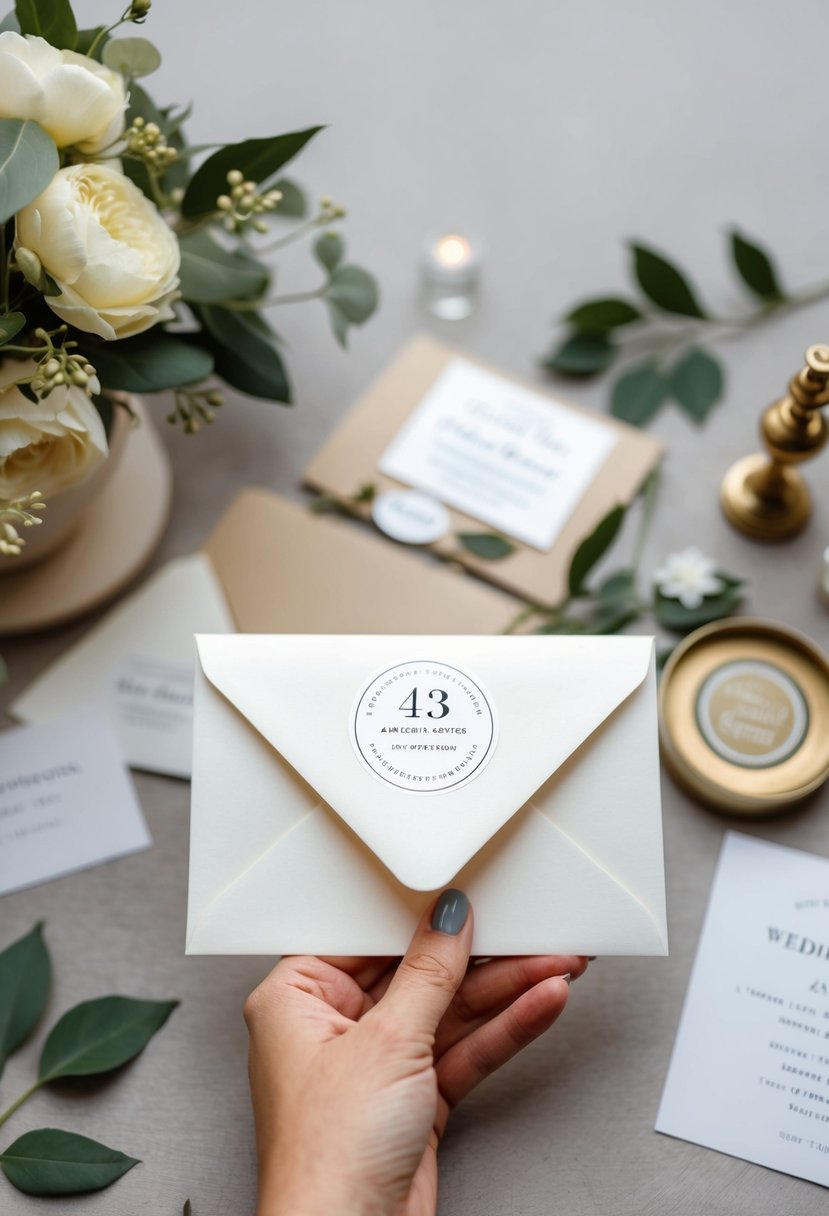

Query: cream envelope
[187,634,668,957]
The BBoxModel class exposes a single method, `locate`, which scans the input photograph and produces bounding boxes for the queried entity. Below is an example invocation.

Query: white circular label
[696,659,809,768]
[351,659,497,793]
[371,490,450,545]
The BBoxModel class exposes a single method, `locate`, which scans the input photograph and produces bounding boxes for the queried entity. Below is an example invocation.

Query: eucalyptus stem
[219,286,326,311]
[255,213,330,255]
[0,1081,42,1129]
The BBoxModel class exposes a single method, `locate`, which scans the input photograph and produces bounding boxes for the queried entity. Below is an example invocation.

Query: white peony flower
[16,163,181,340]
[653,547,724,609]
[0,361,107,501]
[0,31,127,153]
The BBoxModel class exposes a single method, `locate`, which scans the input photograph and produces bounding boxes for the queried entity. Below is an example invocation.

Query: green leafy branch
[0,922,178,1198]
[543,230,829,426]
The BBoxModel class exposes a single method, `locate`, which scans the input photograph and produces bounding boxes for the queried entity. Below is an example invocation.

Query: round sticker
[371,490,450,545]
[695,659,809,768]
[351,659,497,794]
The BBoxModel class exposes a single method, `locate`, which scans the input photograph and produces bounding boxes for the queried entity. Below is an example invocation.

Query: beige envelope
[186,634,667,957]
[304,334,662,607]
[203,488,517,634]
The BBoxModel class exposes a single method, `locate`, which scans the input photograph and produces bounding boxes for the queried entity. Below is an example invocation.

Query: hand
[244,891,588,1216]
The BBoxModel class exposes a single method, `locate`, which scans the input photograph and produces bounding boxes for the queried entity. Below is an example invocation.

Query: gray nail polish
[431,888,469,935]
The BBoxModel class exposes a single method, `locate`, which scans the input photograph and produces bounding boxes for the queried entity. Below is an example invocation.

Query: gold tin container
[659,618,829,815]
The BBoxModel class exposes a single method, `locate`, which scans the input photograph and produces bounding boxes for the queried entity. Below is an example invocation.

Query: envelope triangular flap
[195,634,653,891]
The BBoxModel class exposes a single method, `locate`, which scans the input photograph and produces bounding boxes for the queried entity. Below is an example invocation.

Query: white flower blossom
[653,547,724,609]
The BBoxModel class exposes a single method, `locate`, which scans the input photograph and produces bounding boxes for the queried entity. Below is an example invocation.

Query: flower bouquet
[0,0,378,559]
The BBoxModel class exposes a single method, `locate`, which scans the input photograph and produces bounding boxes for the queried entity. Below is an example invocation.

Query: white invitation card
[0,705,151,896]
[378,357,618,551]
[657,832,829,1187]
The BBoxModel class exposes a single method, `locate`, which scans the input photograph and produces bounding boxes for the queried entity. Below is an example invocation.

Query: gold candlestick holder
[721,344,829,540]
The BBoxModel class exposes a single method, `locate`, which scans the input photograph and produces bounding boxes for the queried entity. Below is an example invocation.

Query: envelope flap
[195,634,654,890]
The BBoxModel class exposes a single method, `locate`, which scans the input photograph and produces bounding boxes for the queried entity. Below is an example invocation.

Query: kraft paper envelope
[304,335,663,608]
[187,634,667,957]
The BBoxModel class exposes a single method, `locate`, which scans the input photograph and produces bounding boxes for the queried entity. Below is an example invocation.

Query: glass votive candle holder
[421,232,481,320]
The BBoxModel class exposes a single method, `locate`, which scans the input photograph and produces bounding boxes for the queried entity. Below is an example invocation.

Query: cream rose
[0,31,126,153]
[0,361,107,501]
[16,163,181,340]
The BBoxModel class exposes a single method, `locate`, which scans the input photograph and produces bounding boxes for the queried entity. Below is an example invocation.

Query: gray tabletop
[3,1,829,1212]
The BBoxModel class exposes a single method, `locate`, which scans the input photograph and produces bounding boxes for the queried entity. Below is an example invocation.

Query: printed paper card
[112,655,195,780]
[378,357,618,551]
[0,705,151,897]
[657,832,829,1187]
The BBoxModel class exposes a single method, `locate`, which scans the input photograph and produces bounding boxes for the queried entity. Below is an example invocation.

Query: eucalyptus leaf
[669,348,723,422]
[14,0,76,48]
[457,533,515,560]
[325,265,378,323]
[102,36,161,79]
[178,230,268,304]
[609,361,669,426]
[654,580,743,633]
[271,178,306,217]
[0,11,20,31]
[583,599,639,635]
[0,1129,138,1196]
[730,230,784,302]
[0,921,50,1078]
[543,332,615,376]
[0,311,25,346]
[38,995,178,1082]
[197,305,291,402]
[182,127,323,218]
[598,567,636,604]
[314,231,344,273]
[568,504,626,597]
[630,243,707,318]
[0,119,59,224]
[87,335,213,394]
[326,298,350,347]
[565,298,642,331]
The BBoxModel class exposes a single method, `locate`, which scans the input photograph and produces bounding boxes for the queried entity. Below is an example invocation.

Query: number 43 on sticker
[398,687,450,719]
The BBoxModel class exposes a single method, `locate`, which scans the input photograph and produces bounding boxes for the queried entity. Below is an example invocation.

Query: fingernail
[431,889,469,935]
[587,956,597,961]
[561,972,572,985]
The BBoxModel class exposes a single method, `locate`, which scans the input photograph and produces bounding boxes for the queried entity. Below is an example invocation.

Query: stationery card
[11,553,234,778]
[657,832,829,1187]
[305,335,662,606]
[378,357,618,551]
[0,705,151,896]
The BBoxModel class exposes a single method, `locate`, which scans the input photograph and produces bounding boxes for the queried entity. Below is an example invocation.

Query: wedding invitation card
[305,335,662,606]
[0,705,151,896]
[657,832,829,1187]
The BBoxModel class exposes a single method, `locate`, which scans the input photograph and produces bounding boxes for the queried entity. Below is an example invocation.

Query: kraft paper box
[186,634,668,957]
[305,335,663,608]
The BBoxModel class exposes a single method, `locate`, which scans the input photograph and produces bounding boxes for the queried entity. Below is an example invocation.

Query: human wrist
[256,1159,384,1216]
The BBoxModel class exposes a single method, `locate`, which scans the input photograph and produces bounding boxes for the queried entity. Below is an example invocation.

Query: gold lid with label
[659,618,829,815]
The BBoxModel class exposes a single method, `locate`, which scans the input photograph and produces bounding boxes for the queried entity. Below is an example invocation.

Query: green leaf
[0,11,20,31]
[630,243,707,318]
[0,311,25,346]
[14,0,76,48]
[654,580,743,633]
[184,1202,192,1216]
[325,265,378,323]
[102,36,161,78]
[543,332,615,376]
[314,231,344,273]
[38,995,178,1082]
[87,334,213,394]
[181,127,323,218]
[197,305,290,403]
[585,568,640,634]
[457,532,516,560]
[565,297,642,331]
[0,922,50,1078]
[610,361,669,426]
[669,348,724,422]
[0,654,7,685]
[178,231,268,304]
[568,504,626,597]
[598,567,636,603]
[730,230,784,302]
[0,119,58,224]
[0,1129,138,1196]
[271,178,306,217]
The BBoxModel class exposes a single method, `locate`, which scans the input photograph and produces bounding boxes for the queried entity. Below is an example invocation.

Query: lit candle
[422,231,481,320]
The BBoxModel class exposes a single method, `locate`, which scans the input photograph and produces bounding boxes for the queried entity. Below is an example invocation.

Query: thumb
[378,889,472,1039]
